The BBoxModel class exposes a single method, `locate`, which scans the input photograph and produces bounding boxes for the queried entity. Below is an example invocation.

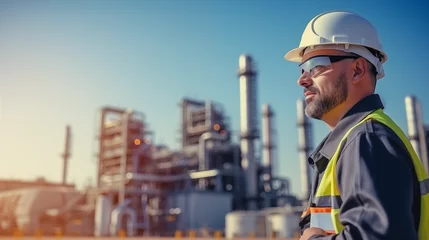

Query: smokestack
[405,96,429,172]
[296,99,313,200]
[62,125,71,185]
[237,53,259,210]
[262,104,276,180]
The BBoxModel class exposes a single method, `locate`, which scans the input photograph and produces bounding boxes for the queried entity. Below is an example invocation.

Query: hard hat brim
[284,43,388,64]
[284,46,306,62]
[284,43,343,62]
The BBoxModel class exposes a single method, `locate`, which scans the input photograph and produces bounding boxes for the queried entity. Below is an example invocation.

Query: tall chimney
[296,99,313,200]
[237,53,259,210]
[262,104,276,180]
[62,125,71,185]
[405,96,429,172]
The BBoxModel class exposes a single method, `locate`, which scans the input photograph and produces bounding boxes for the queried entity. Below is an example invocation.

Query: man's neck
[322,94,372,130]
[323,105,349,130]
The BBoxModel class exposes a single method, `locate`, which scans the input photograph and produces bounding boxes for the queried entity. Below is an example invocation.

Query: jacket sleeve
[307,132,418,240]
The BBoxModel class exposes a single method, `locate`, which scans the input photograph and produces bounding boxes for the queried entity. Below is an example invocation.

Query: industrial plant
[0,54,428,239]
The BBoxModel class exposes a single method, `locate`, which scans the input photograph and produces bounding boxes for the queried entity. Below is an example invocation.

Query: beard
[305,73,348,120]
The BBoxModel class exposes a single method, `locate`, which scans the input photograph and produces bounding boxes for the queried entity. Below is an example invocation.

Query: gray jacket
[301,94,421,240]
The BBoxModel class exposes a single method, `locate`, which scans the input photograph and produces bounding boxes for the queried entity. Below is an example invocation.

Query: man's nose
[297,72,313,87]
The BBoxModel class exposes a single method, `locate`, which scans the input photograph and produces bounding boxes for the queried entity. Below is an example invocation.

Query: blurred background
[0,0,428,238]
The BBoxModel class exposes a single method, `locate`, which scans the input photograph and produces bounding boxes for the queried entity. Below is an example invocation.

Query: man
[284,10,429,240]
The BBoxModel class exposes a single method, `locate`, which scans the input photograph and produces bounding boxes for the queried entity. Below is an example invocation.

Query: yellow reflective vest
[308,108,429,239]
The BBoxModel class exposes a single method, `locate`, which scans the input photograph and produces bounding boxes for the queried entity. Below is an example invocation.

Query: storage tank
[225,211,266,238]
[0,187,80,235]
[268,212,301,238]
[94,195,112,237]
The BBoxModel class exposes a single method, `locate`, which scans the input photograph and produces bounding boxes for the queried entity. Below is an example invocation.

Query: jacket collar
[308,94,385,169]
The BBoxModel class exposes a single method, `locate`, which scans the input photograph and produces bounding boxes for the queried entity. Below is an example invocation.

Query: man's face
[297,49,355,120]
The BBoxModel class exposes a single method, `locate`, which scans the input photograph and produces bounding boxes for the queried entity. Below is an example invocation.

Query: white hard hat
[285,10,387,79]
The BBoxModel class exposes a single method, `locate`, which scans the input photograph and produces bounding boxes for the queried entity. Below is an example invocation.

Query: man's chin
[305,105,323,120]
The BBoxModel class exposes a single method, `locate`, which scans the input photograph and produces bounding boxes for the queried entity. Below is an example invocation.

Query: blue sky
[0,0,428,196]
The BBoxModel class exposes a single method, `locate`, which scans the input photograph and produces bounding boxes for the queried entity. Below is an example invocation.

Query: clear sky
[0,0,428,196]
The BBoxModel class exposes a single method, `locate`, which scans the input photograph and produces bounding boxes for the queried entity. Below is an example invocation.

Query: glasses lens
[299,55,359,75]
[299,56,332,75]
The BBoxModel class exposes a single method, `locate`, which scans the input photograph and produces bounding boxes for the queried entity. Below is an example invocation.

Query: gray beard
[305,73,348,120]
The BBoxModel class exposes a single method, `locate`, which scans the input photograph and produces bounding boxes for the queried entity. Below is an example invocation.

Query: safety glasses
[299,55,360,76]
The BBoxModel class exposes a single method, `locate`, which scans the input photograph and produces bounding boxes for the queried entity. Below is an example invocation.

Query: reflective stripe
[309,209,335,233]
[314,195,343,209]
[315,179,429,206]
[421,178,429,195]
[310,207,331,213]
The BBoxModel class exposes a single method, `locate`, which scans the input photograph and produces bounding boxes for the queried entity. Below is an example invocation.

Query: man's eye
[310,65,324,74]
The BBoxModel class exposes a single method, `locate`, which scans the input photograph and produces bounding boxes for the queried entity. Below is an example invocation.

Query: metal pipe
[119,109,134,204]
[101,169,236,184]
[181,99,188,148]
[99,185,162,195]
[128,172,187,182]
[97,110,106,187]
[110,199,137,237]
[297,99,313,200]
[132,144,151,174]
[237,53,259,210]
[155,158,199,170]
[206,100,213,130]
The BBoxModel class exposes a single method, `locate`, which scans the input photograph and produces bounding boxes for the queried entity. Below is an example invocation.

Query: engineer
[284,10,429,240]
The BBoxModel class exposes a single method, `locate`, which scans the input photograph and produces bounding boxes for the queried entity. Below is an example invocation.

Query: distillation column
[297,99,313,201]
[405,96,429,172]
[237,54,259,210]
[262,104,276,184]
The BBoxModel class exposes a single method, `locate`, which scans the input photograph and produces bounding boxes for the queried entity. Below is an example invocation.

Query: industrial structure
[0,54,321,239]
[85,53,300,238]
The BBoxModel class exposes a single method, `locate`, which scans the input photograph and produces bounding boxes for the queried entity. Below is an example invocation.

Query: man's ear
[351,58,367,83]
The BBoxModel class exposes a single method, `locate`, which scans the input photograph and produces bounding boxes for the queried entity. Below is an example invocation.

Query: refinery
[0,54,428,239]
